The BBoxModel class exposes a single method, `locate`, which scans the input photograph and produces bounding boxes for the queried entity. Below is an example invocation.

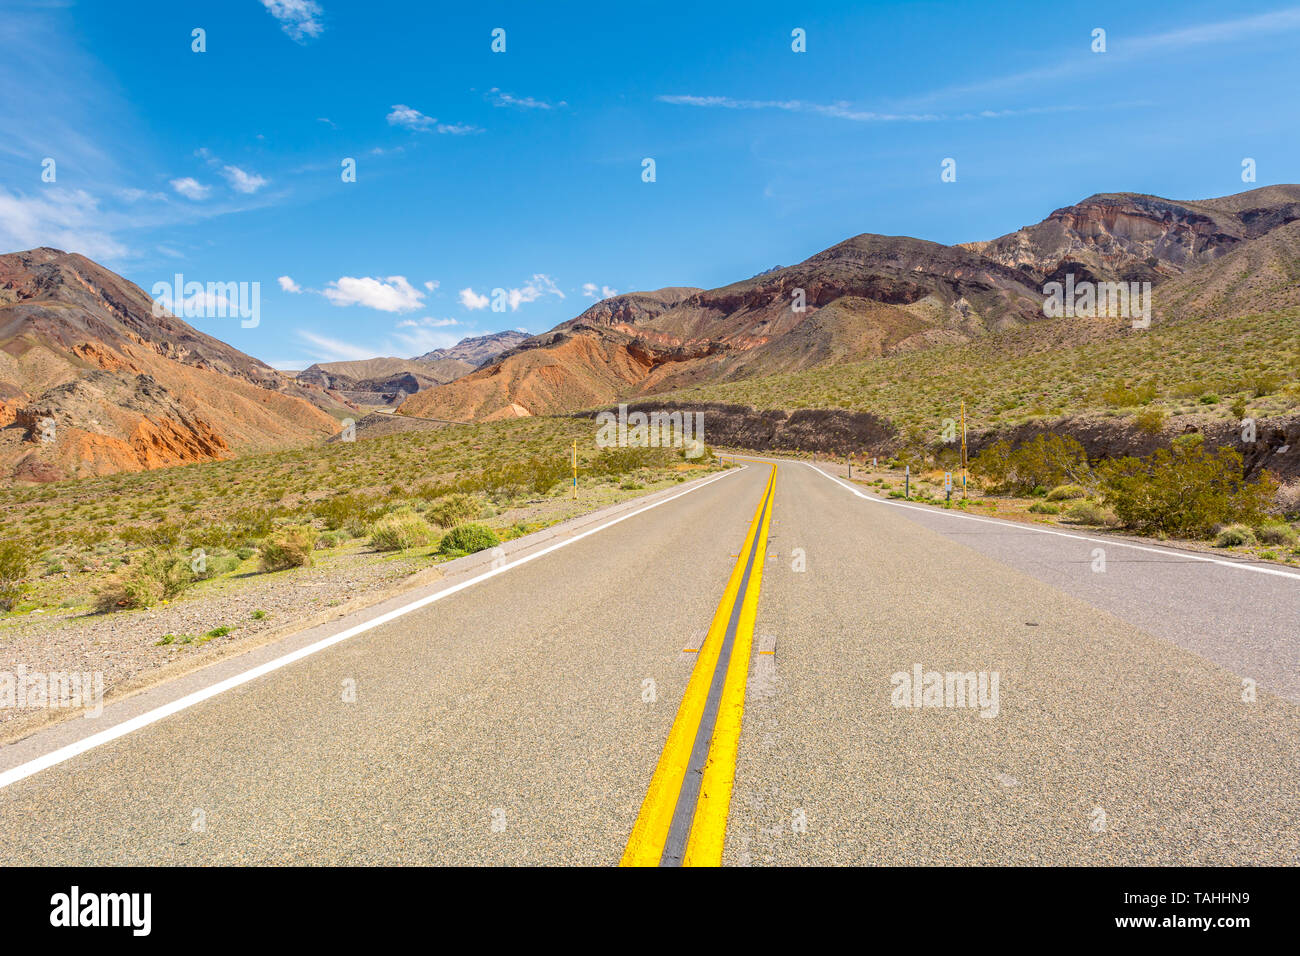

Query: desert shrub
[1028,501,1059,514]
[1214,524,1257,548]
[317,531,344,549]
[1254,522,1298,546]
[1133,406,1167,436]
[1046,484,1087,501]
[190,550,240,581]
[259,526,318,571]
[971,434,1090,496]
[438,523,500,556]
[369,514,435,551]
[1096,434,1275,537]
[592,446,672,476]
[313,493,366,531]
[426,493,481,528]
[1101,382,1156,407]
[0,539,30,611]
[94,548,192,612]
[1062,501,1110,525]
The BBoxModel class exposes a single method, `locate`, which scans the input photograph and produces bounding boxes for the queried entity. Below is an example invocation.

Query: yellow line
[620,464,776,867]
[682,464,775,866]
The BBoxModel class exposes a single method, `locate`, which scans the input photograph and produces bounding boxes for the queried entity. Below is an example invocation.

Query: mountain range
[3,185,1297,481]
[398,184,1300,421]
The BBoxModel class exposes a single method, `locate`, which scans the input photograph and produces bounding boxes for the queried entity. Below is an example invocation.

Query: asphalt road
[1,460,1296,865]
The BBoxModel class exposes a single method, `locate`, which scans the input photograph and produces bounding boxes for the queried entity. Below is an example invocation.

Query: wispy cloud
[221,165,269,194]
[259,0,324,44]
[387,104,482,135]
[169,177,210,200]
[582,282,618,299]
[904,8,1300,107]
[278,275,302,293]
[488,88,567,110]
[295,329,381,362]
[0,187,126,260]
[656,94,1143,123]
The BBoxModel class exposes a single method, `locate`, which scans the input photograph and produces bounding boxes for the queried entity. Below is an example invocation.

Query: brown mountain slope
[400,185,1300,423]
[414,330,529,365]
[0,248,341,482]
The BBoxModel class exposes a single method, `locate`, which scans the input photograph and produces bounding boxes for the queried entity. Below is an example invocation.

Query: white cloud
[506,274,564,311]
[0,188,127,261]
[323,274,424,312]
[387,104,434,131]
[259,0,324,43]
[423,279,439,292]
[386,105,482,135]
[582,282,619,299]
[459,287,489,310]
[278,275,302,293]
[170,177,210,200]
[397,316,458,328]
[458,276,566,312]
[488,88,567,110]
[221,165,269,194]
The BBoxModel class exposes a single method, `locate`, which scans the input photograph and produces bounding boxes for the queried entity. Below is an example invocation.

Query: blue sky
[2,0,1297,368]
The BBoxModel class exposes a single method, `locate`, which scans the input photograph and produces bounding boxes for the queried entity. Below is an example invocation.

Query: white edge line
[780,457,1300,581]
[0,465,747,791]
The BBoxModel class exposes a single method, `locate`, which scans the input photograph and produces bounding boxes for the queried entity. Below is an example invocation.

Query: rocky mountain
[296,356,473,406]
[398,185,1300,423]
[0,248,344,482]
[414,330,529,366]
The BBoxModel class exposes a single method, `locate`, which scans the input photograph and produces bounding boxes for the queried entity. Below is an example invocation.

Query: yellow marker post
[572,440,578,499]
[960,401,968,498]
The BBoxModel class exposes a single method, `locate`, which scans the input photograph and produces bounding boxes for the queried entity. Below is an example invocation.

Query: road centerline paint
[622,464,776,867]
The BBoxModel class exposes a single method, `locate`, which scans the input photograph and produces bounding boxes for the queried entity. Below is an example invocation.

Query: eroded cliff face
[0,247,343,482]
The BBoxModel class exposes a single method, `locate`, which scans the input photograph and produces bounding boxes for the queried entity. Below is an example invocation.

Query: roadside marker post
[847,455,852,480]
[960,401,968,498]
[905,464,910,499]
[572,440,578,499]
[945,471,952,505]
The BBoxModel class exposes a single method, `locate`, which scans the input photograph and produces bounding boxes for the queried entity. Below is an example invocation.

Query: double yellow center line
[622,463,776,866]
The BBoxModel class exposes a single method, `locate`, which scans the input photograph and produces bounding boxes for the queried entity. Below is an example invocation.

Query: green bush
[1062,501,1110,525]
[425,493,481,528]
[1254,522,1298,546]
[369,513,436,551]
[971,434,1090,496]
[1096,434,1275,537]
[94,548,192,612]
[1028,501,1060,514]
[0,539,31,612]
[438,523,501,556]
[1046,483,1087,501]
[1214,524,1257,548]
[259,526,318,570]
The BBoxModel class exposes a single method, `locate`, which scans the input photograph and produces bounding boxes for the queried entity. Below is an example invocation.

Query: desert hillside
[0,248,345,482]
[399,185,1300,423]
